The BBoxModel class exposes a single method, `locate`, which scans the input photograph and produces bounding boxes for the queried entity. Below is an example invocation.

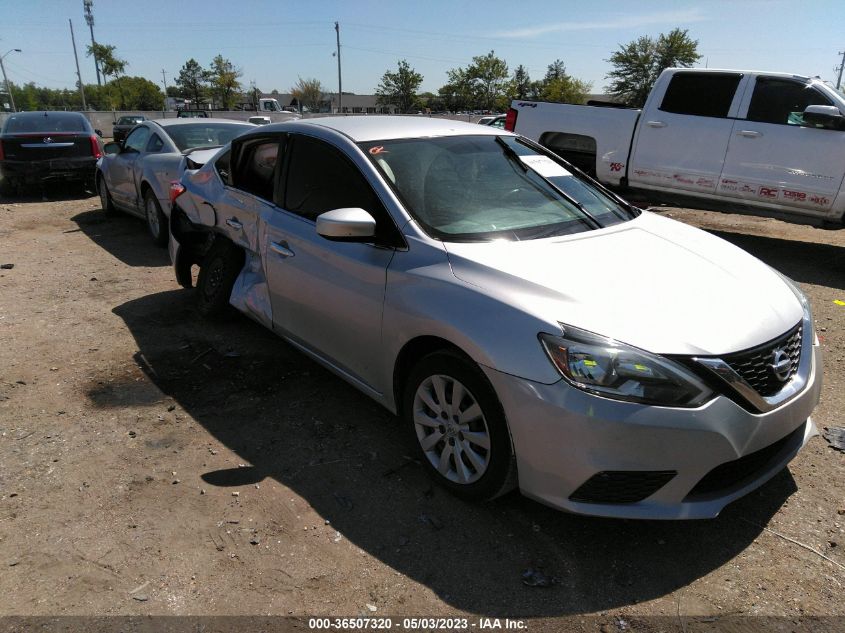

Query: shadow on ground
[71,209,169,267]
[0,180,99,203]
[102,287,796,617]
[707,229,845,291]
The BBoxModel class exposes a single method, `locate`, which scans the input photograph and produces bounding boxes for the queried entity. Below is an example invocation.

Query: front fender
[381,238,561,410]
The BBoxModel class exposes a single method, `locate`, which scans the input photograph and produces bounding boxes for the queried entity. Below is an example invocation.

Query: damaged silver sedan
[168,117,821,519]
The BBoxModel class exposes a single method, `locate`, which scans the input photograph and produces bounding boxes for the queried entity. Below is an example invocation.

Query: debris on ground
[823,426,845,451]
[1,263,14,269]
[333,493,354,511]
[418,513,444,530]
[521,568,556,588]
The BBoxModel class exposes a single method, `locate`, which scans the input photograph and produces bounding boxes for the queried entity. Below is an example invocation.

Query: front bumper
[484,341,822,519]
[0,158,97,185]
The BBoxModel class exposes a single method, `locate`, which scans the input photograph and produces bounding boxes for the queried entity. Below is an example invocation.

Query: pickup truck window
[660,72,742,118]
[746,78,832,126]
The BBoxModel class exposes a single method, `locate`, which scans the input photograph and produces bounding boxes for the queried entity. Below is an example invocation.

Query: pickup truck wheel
[144,189,168,247]
[98,174,116,215]
[195,239,244,319]
[403,351,516,502]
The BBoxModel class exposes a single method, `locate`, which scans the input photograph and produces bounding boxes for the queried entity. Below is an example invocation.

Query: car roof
[5,111,87,121]
[259,116,514,142]
[151,118,255,128]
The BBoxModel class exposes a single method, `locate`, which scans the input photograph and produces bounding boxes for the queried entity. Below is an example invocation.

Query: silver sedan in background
[168,117,821,520]
[96,118,255,245]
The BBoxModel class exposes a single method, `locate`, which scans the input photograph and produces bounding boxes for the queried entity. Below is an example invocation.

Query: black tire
[0,178,16,198]
[402,350,516,501]
[98,174,116,215]
[144,188,168,247]
[195,238,244,319]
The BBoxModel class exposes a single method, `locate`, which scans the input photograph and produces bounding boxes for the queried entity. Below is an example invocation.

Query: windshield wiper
[495,136,528,172]
[496,136,603,230]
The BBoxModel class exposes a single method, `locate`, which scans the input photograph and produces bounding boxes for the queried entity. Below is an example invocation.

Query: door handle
[737,130,762,138]
[270,241,295,258]
[646,120,667,128]
[226,217,243,230]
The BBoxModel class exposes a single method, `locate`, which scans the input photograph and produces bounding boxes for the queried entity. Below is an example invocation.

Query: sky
[2,0,844,98]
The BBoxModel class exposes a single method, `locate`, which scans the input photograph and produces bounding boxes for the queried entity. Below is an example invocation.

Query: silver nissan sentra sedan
[168,116,822,519]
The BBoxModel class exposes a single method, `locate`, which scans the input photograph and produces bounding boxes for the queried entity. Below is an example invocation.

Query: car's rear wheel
[403,351,516,501]
[195,238,244,319]
[98,174,116,215]
[144,189,167,247]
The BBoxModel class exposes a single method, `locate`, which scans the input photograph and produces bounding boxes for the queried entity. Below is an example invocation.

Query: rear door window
[233,140,281,202]
[659,72,743,118]
[146,134,164,153]
[124,126,151,153]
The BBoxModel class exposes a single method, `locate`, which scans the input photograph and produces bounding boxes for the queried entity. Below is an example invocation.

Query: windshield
[164,123,253,151]
[117,116,144,125]
[359,135,631,242]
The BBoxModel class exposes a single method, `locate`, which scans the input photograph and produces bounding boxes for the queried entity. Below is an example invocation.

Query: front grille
[685,424,804,499]
[722,323,802,397]
[569,470,677,504]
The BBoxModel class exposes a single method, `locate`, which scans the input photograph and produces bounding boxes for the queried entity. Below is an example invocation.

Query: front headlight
[773,269,816,344]
[539,325,713,407]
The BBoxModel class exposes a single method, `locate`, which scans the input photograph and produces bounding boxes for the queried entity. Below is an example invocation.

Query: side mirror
[94,129,103,137]
[103,142,122,155]
[316,208,376,241]
[802,105,845,129]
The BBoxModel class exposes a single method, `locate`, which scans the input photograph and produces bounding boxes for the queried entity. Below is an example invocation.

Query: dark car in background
[112,115,146,143]
[0,111,103,196]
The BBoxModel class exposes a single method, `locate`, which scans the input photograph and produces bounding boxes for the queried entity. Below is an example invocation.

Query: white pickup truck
[507,68,845,226]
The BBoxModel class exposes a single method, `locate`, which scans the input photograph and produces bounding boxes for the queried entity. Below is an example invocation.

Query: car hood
[444,212,803,356]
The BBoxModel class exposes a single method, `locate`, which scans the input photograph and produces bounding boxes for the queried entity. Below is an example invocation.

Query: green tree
[176,58,210,108]
[542,76,592,104]
[531,59,593,104]
[468,50,508,111]
[438,67,476,111]
[375,59,423,113]
[209,55,242,110]
[509,64,533,100]
[290,77,324,112]
[86,43,128,108]
[119,76,165,109]
[544,59,567,83]
[606,28,701,107]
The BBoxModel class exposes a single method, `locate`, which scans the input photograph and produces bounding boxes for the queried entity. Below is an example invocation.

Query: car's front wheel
[403,351,516,501]
[144,189,167,247]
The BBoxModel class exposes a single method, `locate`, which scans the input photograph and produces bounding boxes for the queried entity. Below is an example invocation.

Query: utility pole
[69,19,87,111]
[83,0,101,86]
[335,21,342,114]
[161,68,169,110]
[0,48,21,113]
[836,50,845,91]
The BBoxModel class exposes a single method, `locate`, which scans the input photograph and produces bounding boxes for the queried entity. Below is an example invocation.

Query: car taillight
[0,141,4,161]
[89,135,102,159]
[504,108,517,132]
[169,181,186,205]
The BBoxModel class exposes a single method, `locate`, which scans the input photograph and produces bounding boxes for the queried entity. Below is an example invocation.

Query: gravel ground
[0,188,843,632]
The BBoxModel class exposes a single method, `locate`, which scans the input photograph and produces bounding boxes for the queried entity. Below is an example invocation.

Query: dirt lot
[0,188,843,631]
